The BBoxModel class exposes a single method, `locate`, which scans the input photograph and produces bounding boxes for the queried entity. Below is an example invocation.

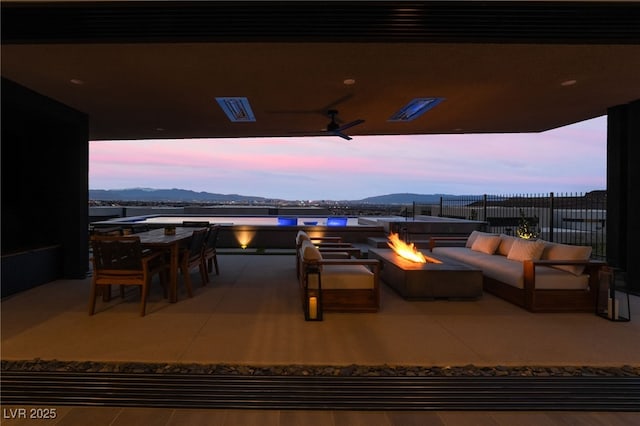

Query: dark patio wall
[1,78,89,297]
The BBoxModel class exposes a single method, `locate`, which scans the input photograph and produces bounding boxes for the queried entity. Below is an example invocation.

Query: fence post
[483,194,487,222]
[439,196,443,217]
[549,192,555,242]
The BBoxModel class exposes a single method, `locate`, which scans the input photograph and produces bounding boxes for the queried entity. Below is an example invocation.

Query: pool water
[136,216,360,226]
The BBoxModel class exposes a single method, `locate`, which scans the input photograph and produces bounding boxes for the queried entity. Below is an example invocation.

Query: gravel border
[3,359,639,377]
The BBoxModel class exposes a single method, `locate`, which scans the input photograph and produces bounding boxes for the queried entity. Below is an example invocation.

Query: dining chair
[202,225,220,283]
[178,227,208,293]
[89,235,168,316]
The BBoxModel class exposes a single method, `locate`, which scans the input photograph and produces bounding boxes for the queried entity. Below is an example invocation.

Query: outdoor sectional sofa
[297,236,381,313]
[429,231,606,312]
[295,230,362,280]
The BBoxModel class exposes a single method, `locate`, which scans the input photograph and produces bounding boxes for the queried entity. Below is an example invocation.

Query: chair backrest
[91,235,143,271]
[205,225,220,250]
[187,228,208,260]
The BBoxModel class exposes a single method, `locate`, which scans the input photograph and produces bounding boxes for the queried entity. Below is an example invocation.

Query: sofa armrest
[429,236,468,251]
[318,258,380,270]
[310,236,343,243]
[295,237,344,251]
[523,259,607,290]
[321,251,351,259]
[304,258,380,276]
[531,259,606,267]
[319,247,362,258]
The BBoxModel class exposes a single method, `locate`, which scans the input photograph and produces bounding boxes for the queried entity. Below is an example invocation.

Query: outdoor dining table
[135,226,203,303]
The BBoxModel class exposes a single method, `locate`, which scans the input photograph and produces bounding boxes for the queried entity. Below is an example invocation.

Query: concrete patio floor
[1,254,639,425]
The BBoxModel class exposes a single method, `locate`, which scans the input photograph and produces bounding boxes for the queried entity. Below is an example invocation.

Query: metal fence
[413,192,607,259]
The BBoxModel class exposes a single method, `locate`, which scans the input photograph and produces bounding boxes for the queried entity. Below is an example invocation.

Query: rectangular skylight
[388,97,444,122]
[215,97,256,122]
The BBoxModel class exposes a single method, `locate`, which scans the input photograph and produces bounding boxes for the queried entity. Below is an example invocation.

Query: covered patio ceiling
[2,1,640,141]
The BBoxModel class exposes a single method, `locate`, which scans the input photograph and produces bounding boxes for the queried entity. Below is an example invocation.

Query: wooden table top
[135,226,203,246]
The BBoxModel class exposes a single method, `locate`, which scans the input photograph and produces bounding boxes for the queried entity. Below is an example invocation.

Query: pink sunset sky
[89,115,606,201]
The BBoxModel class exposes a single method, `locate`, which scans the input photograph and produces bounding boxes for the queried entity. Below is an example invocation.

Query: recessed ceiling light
[155,127,165,132]
[561,79,577,86]
[388,97,444,122]
[343,78,356,85]
[70,78,84,85]
[215,97,256,122]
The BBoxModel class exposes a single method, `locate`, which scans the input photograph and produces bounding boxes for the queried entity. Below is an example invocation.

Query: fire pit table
[368,248,483,300]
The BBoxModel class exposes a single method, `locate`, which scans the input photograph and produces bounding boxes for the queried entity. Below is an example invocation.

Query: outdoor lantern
[304,265,323,321]
[597,266,631,322]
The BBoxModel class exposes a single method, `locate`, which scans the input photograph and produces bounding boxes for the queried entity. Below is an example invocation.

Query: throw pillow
[471,234,502,255]
[296,230,310,245]
[542,242,592,276]
[507,239,546,262]
[497,234,517,256]
[301,239,322,261]
[466,230,498,248]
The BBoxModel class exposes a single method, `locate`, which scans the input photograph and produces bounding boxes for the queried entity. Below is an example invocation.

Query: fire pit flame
[387,232,427,263]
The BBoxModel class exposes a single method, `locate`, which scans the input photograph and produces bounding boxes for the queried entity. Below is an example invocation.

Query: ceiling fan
[324,110,365,140]
[292,109,365,140]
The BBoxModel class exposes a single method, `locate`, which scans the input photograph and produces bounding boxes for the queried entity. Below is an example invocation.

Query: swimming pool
[123,215,361,227]
[92,215,385,249]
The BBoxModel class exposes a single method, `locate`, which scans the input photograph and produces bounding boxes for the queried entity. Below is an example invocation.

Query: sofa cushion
[507,239,546,262]
[466,230,499,248]
[301,239,322,261]
[497,234,517,256]
[542,242,592,276]
[307,264,374,289]
[433,246,590,290]
[471,234,502,254]
[433,246,524,288]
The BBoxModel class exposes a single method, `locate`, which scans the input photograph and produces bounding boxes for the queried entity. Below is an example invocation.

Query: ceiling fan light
[215,97,256,122]
[388,97,444,122]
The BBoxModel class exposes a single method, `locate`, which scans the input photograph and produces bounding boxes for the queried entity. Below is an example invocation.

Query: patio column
[607,99,640,293]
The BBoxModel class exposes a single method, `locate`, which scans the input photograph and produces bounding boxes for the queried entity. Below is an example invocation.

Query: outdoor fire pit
[369,235,483,299]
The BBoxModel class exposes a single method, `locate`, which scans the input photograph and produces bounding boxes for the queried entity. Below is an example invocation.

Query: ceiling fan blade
[287,109,361,140]
[334,132,353,140]
[337,118,365,132]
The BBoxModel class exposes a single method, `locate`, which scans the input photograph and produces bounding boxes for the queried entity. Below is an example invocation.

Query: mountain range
[89,188,271,203]
[88,188,463,204]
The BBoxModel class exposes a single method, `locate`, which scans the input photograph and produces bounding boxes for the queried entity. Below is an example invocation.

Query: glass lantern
[304,264,323,321]
[597,266,630,322]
